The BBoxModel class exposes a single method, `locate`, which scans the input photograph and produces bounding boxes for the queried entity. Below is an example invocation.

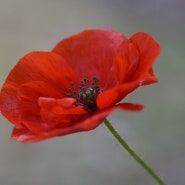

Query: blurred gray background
[0,0,184,185]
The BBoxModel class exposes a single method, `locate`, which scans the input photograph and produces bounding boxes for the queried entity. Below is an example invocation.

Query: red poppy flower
[0,30,160,143]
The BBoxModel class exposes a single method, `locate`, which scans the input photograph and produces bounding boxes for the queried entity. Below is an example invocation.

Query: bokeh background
[0,0,184,185]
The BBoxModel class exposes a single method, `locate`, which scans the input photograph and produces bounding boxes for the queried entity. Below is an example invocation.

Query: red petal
[38,97,88,128]
[52,29,125,89]
[15,81,63,131]
[114,39,140,83]
[17,81,62,102]
[6,51,78,92]
[9,97,88,138]
[117,102,144,111]
[11,102,143,143]
[115,32,160,85]
[130,32,160,85]
[0,83,22,126]
[97,81,139,109]
[0,52,78,127]
[140,67,158,85]
[11,127,37,142]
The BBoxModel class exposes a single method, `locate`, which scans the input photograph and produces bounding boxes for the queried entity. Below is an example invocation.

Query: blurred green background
[0,0,184,185]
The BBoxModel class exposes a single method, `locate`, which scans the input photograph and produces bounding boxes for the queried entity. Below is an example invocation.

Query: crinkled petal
[130,32,160,84]
[52,29,125,89]
[9,97,88,138]
[38,97,88,128]
[114,39,140,83]
[14,81,63,131]
[11,102,143,143]
[115,32,160,85]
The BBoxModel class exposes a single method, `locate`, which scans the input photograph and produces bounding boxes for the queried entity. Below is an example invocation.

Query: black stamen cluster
[66,77,101,112]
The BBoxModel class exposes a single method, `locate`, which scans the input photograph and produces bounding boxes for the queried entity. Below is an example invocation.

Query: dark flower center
[66,77,102,112]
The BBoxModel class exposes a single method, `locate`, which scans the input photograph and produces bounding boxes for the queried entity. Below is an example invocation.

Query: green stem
[104,118,165,185]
